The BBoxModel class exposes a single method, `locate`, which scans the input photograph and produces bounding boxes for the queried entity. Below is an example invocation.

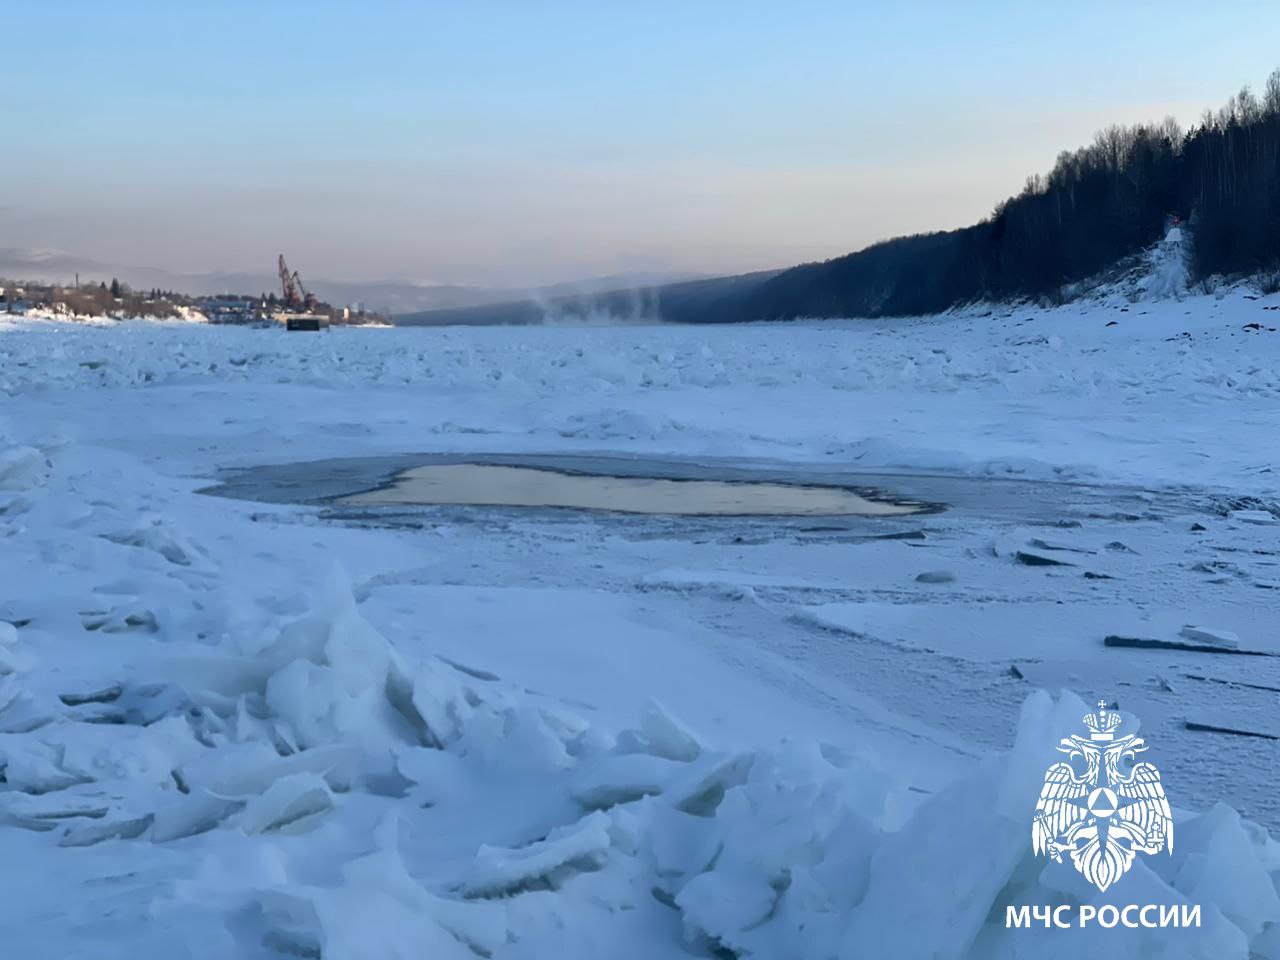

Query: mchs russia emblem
[1032,700,1173,892]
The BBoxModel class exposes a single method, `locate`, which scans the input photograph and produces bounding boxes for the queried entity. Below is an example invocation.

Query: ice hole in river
[343,463,924,517]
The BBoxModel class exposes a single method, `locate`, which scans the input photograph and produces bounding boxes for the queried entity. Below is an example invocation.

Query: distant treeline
[3,278,191,318]
[737,71,1280,320]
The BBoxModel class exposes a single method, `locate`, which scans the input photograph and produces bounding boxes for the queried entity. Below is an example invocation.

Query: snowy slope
[2,290,1280,956]
[1057,225,1193,306]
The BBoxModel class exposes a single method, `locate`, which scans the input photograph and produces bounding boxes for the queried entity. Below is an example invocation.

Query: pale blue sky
[6,1,1280,286]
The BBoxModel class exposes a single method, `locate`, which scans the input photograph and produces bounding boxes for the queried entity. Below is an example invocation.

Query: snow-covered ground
[2,291,1280,957]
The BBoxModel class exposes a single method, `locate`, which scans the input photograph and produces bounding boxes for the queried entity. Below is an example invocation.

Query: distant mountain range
[0,248,706,316]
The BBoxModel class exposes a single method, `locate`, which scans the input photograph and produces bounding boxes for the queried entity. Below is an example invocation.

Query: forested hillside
[743,70,1280,319]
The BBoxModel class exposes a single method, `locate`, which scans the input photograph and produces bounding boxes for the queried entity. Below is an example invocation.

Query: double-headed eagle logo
[1032,700,1173,891]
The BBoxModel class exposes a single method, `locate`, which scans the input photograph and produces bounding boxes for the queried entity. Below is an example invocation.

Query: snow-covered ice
[2,287,1280,956]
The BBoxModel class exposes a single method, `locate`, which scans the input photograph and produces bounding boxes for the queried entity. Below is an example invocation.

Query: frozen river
[3,295,1280,956]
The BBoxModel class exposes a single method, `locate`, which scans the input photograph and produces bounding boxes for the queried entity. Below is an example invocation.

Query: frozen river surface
[2,295,1280,957]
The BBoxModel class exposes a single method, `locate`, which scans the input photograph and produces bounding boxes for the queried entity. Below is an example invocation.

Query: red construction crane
[277,254,318,311]
[278,254,299,307]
